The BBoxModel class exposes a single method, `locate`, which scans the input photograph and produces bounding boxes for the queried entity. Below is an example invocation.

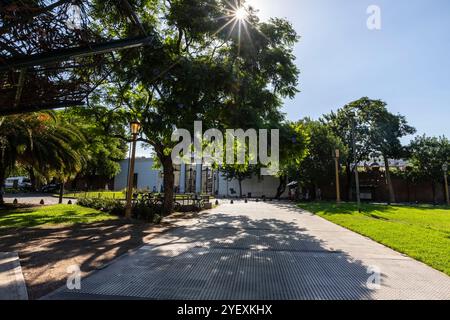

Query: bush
[77,198,125,216]
[133,202,162,223]
[77,198,162,223]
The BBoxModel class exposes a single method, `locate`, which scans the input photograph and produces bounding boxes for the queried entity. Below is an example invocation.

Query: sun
[212,0,265,53]
[235,7,248,21]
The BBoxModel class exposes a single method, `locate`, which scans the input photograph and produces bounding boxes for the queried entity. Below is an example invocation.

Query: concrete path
[0,253,28,300]
[45,202,450,300]
[3,193,74,205]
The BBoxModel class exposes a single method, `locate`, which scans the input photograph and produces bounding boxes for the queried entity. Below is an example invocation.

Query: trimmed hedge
[77,198,125,216]
[77,198,162,224]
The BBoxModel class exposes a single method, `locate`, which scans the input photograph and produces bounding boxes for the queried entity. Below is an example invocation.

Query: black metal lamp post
[125,121,141,219]
[443,163,449,206]
[351,113,361,212]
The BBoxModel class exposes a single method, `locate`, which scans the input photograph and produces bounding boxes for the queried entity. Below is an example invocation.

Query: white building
[114,157,164,192]
[113,157,287,198]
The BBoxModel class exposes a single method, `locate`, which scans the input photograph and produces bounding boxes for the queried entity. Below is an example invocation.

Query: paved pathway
[3,193,74,205]
[45,202,450,300]
[0,253,28,300]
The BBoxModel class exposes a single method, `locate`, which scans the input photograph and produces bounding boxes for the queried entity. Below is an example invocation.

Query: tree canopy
[88,0,301,213]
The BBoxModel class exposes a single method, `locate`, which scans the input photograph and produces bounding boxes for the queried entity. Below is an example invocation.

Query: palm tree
[0,114,36,203]
[0,112,86,204]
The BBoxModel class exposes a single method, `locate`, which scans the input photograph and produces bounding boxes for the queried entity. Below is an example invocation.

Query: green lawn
[60,191,215,201]
[298,202,450,276]
[59,191,126,200]
[0,204,117,229]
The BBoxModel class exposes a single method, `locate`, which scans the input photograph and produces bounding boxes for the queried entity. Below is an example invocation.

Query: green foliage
[59,108,128,179]
[297,118,345,188]
[133,202,163,223]
[323,97,416,202]
[408,135,450,183]
[324,97,382,167]
[0,112,86,200]
[77,197,162,223]
[62,191,126,200]
[368,109,416,160]
[87,1,301,212]
[77,198,126,216]
[279,121,310,174]
[324,97,416,165]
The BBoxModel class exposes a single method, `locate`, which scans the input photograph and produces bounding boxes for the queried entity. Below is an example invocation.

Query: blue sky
[137,0,450,157]
[249,0,450,140]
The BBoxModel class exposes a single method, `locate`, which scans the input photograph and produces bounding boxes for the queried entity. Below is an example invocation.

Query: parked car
[41,183,61,193]
[4,176,32,190]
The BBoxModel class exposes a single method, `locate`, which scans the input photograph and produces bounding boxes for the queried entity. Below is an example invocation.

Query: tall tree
[0,112,86,204]
[368,109,416,204]
[60,108,128,189]
[91,0,300,214]
[323,98,377,200]
[297,118,345,199]
[408,135,450,203]
[275,121,309,199]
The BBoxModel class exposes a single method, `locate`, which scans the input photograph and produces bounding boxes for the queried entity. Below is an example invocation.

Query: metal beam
[0,36,155,72]
[0,0,71,35]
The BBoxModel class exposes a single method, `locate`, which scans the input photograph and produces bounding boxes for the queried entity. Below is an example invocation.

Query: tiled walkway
[45,202,450,300]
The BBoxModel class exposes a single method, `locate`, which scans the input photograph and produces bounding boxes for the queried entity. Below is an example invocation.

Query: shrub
[77,198,162,224]
[77,198,125,216]
[133,202,162,223]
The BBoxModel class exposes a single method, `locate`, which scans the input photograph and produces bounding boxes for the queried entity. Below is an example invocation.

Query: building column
[195,164,202,194]
[180,163,186,194]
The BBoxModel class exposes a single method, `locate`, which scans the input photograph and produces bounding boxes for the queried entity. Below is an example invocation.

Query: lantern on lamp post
[443,163,449,206]
[125,121,141,219]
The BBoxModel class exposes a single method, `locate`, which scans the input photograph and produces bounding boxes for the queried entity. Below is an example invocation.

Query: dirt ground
[0,218,177,299]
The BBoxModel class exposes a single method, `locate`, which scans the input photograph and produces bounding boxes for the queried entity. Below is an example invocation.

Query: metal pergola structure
[0,0,154,116]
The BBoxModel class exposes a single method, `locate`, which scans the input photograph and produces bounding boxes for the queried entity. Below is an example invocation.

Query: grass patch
[58,191,126,200]
[59,191,215,201]
[298,202,450,276]
[0,204,117,229]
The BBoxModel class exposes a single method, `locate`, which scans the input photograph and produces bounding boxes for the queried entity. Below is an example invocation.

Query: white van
[4,176,32,189]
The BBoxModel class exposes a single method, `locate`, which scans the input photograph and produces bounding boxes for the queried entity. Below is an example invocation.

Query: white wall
[114,158,287,198]
[114,158,163,191]
[217,173,288,198]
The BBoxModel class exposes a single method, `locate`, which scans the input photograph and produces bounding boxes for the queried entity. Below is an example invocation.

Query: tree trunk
[238,179,243,198]
[275,175,287,199]
[27,167,37,191]
[0,167,5,205]
[383,155,395,204]
[162,156,175,215]
[59,179,65,204]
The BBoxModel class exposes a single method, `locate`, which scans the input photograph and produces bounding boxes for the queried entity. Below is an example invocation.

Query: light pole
[351,114,361,212]
[443,163,449,206]
[334,149,341,203]
[125,121,141,219]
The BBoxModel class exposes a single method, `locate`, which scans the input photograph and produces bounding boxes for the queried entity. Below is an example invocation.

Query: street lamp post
[443,163,449,206]
[334,149,341,203]
[125,121,141,219]
[351,114,362,213]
